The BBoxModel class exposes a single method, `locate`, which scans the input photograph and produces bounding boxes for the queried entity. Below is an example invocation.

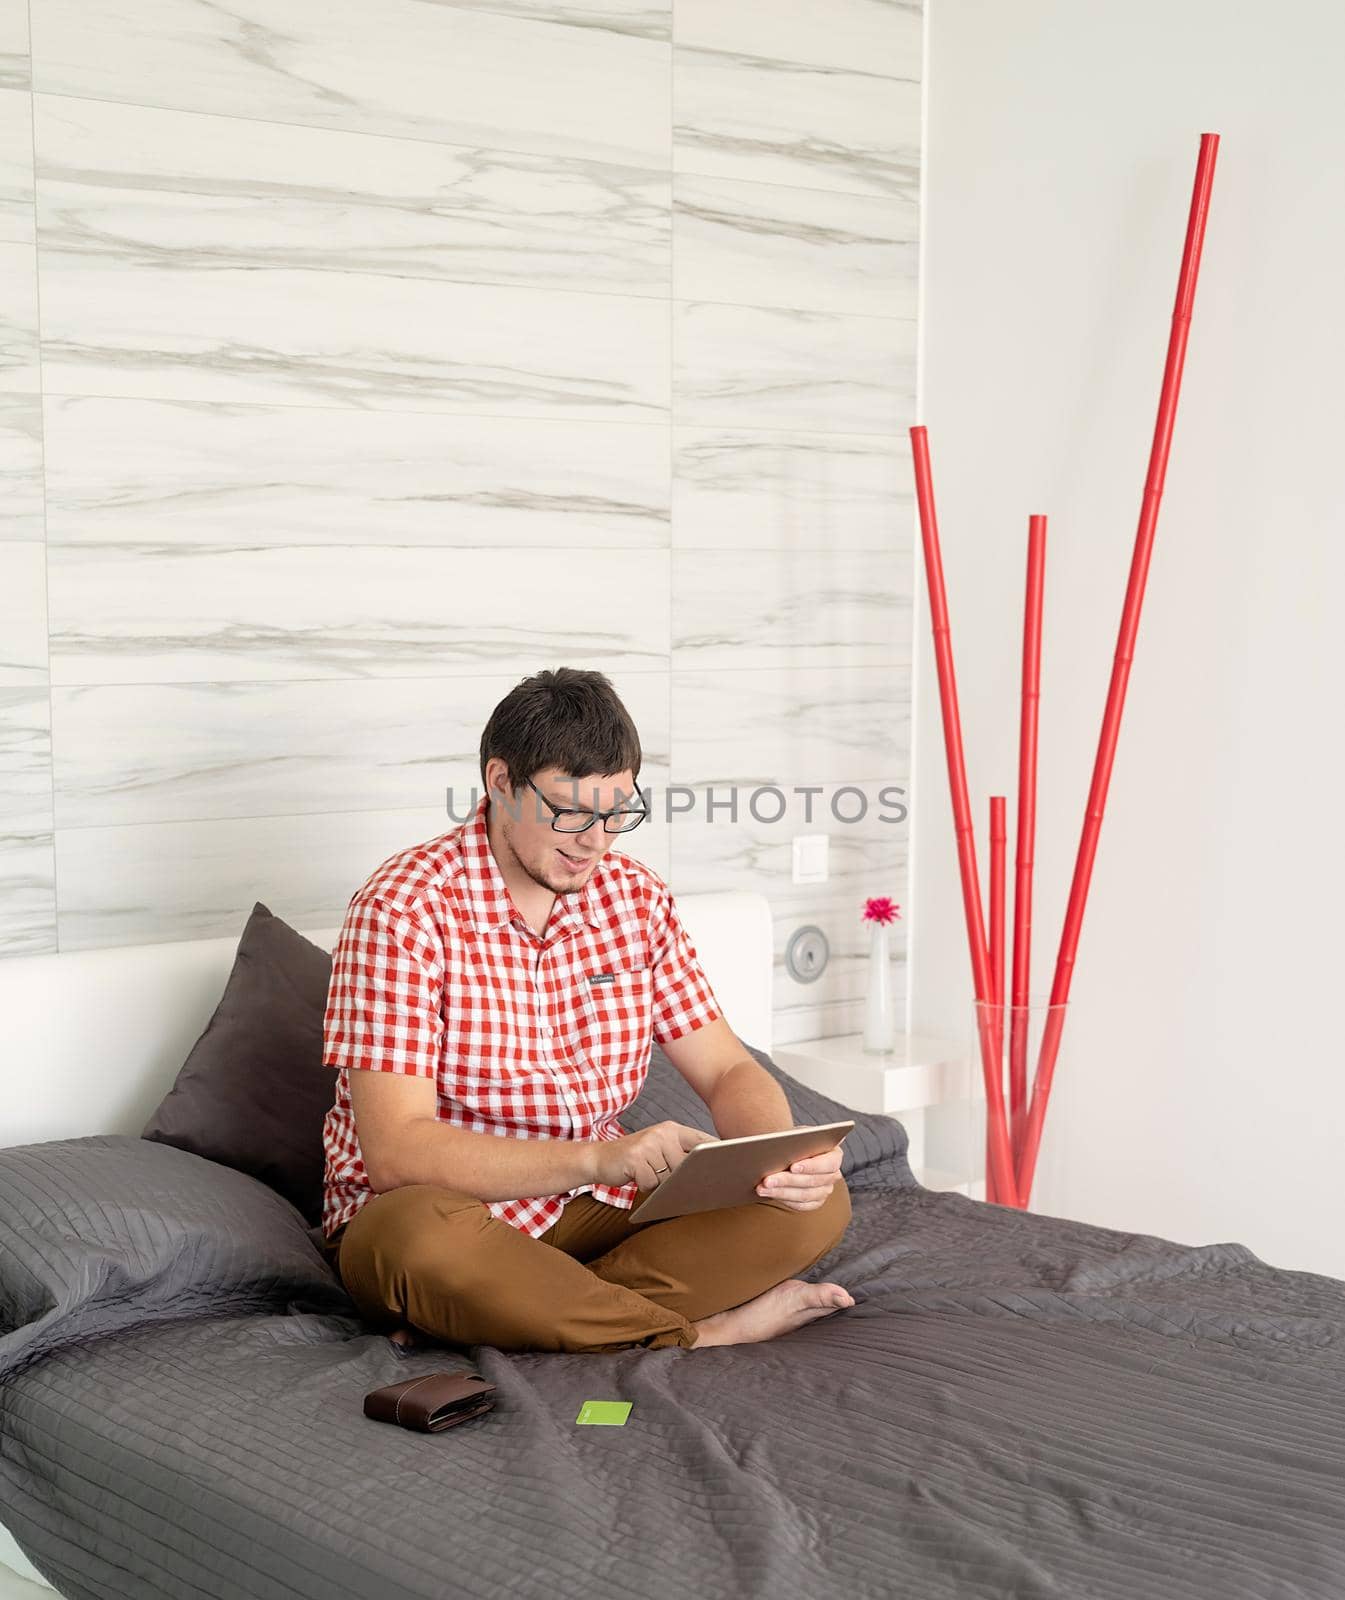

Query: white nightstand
[774,1032,983,1199]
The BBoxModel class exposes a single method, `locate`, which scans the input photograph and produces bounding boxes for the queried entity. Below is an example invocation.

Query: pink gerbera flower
[863,896,901,925]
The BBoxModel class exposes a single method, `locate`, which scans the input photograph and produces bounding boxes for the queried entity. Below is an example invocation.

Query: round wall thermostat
[785,924,829,984]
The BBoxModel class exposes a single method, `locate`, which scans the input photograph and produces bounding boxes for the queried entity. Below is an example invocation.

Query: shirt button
[542,1022,553,1036]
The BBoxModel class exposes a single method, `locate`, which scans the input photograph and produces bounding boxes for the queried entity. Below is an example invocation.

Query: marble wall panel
[674,175,915,318]
[46,544,670,684]
[0,397,43,539]
[673,429,908,551]
[32,0,672,167]
[674,302,914,434]
[44,398,669,549]
[0,5,51,950]
[34,95,671,300]
[674,16,919,201]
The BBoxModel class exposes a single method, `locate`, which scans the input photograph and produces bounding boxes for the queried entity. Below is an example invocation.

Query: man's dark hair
[479,667,642,800]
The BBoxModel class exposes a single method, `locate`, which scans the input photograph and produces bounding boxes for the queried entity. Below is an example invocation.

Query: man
[319,667,853,1354]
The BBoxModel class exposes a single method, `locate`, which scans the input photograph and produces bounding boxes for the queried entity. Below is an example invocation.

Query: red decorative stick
[910,425,1019,1208]
[1010,516,1046,1163]
[1014,132,1220,1204]
[987,796,1007,1202]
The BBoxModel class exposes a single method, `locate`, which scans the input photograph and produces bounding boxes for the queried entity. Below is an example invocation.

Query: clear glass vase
[968,994,1069,1210]
[862,922,897,1054]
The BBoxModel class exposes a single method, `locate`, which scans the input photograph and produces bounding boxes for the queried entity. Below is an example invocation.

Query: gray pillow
[0,1135,353,1382]
[141,901,336,1229]
[627,1039,915,1192]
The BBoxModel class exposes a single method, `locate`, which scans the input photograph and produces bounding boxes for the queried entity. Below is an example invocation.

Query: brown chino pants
[321,1176,851,1355]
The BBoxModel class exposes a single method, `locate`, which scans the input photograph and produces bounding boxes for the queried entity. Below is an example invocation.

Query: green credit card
[576,1399,632,1426]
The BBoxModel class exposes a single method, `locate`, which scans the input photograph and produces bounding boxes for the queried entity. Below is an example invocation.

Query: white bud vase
[862,921,897,1053]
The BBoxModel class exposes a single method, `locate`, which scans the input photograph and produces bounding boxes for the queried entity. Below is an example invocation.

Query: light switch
[792,833,829,885]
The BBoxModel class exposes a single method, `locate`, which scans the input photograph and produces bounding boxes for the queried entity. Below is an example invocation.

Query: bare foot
[691,1279,855,1348]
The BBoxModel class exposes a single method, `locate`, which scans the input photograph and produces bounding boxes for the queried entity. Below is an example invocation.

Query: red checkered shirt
[320,793,723,1241]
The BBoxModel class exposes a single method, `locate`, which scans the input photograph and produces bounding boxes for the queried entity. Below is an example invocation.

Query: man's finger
[788,1147,843,1173]
[758,1186,830,1208]
[759,1178,833,1198]
[763,1169,829,1187]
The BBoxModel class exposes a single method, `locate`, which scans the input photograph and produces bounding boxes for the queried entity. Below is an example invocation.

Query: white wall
[0,0,922,1048]
[914,0,1345,1276]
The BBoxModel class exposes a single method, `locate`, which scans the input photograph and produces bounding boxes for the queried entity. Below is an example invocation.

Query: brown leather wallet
[363,1371,497,1433]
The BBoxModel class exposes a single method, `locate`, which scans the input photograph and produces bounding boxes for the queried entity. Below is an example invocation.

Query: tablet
[625,1121,855,1226]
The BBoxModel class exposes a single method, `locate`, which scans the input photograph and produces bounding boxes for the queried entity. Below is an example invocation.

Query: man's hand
[754,1144,844,1211]
[589,1120,718,1192]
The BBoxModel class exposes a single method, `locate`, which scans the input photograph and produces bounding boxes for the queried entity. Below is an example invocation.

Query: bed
[3,890,1345,1600]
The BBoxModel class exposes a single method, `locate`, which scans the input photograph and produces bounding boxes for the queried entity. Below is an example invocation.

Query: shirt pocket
[576,966,654,1119]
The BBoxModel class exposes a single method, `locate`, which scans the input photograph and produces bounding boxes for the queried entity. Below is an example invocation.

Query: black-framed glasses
[524,776,649,834]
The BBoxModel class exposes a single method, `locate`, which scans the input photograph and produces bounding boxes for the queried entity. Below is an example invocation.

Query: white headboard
[0,890,773,1148]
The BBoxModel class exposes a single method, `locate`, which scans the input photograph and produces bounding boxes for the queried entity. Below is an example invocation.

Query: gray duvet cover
[3,1052,1345,1600]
